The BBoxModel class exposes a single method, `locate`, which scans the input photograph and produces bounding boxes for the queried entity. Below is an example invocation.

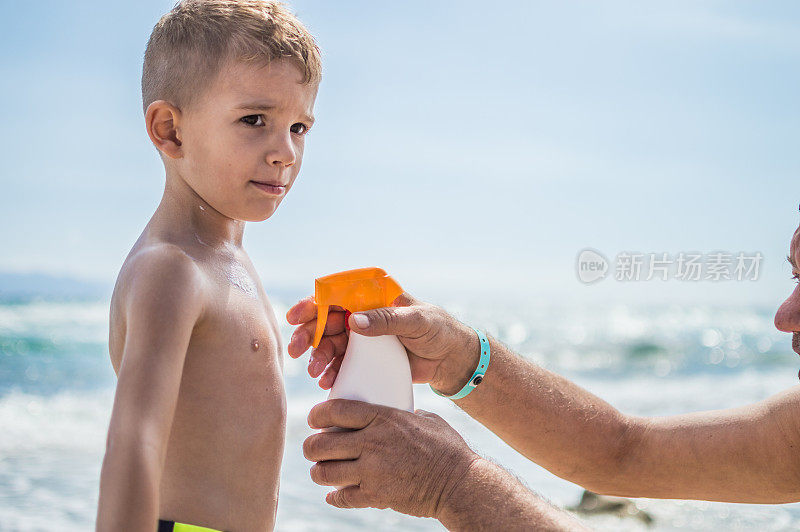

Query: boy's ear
[145,100,184,159]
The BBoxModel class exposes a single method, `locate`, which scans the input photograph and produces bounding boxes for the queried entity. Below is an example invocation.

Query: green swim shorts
[158,519,224,532]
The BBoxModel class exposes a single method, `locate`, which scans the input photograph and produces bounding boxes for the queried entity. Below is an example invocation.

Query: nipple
[251,339,260,352]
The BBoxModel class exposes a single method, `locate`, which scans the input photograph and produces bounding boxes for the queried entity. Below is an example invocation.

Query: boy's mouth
[250,180,287,196]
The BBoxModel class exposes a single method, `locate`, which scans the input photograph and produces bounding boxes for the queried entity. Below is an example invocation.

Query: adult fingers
[318,354,344,390]
[303,431,362,462]
[326,486,369,509]
[286,295,315,325]
[286,296,346,325]
[308,335,336,377]
[309,331,347,378]
[308,346,330,378]
[310,460,361,488]
[391,291,420,307]
[327,330,349,356]
[348,303,428,339]
[308,399,389,430]
[288,312,347,358]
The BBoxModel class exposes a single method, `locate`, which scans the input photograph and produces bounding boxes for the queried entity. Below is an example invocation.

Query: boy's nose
[266,133,296,167]
[774,286,800,332]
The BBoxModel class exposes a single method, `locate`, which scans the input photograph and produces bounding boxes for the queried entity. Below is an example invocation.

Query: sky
[1,1,799,306]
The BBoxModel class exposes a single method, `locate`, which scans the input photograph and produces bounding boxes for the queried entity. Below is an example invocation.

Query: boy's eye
[291,122,309,135]
[240,114,264,126]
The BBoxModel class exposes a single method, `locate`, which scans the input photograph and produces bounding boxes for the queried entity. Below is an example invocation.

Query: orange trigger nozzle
[312,267,403,348]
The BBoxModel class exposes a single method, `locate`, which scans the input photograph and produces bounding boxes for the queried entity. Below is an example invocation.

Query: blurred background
[1,1,800,530]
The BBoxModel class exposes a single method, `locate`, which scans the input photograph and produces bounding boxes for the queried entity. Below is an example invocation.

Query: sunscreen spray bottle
[312,267,413,412]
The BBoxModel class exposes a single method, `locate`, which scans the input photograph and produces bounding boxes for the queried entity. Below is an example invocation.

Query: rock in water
[567,490,654,525]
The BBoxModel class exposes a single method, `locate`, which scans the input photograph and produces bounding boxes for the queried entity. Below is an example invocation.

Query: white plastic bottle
[311,267,414,413]
[328,332,414,411]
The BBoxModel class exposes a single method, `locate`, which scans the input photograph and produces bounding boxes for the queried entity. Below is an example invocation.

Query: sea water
[1,295,799,531]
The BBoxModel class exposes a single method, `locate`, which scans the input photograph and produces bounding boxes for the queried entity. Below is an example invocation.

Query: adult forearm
[96,440,162,532]
[437,333,800,503]
[438,336,634,493]
[437,458,588,531]
[611,390,800,502]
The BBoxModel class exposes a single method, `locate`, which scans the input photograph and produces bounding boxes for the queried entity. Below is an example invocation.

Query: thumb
[326,486,369,509]
[348,305,426,338]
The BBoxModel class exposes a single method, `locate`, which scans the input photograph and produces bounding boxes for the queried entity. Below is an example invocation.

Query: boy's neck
[154,172,246,250]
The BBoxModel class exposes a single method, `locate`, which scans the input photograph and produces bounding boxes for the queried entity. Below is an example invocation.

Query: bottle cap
[313,267,403,348]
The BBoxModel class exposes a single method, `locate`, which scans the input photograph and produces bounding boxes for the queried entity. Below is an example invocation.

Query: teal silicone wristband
[430,327,490,400]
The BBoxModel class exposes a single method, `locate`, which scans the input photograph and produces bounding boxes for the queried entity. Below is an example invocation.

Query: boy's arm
[96,248,205,532]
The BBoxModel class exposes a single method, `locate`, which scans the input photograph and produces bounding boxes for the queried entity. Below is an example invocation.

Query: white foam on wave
[0,389,112,531]
[0,301,109,344]
[0,389,112,453]
[3,372,800,531]
[2,297,800,530]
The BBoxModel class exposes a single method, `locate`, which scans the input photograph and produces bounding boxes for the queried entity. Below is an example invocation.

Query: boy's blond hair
[142,0,321,113]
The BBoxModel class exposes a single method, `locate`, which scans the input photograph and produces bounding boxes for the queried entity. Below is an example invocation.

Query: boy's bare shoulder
[117,242,205,304]
[110,242,207,362]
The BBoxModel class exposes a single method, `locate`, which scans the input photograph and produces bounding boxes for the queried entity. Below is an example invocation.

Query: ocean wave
[2,299,800,529]
[0,300,108,345]
[3,371,800,530]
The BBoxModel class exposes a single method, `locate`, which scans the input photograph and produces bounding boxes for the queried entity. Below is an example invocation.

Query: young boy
[96,2,320,531]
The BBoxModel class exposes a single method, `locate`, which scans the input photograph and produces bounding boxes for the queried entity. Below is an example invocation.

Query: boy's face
[177,58,318,222]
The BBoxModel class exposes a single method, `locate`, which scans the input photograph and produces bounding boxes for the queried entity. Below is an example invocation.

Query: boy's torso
[109,230,286,532]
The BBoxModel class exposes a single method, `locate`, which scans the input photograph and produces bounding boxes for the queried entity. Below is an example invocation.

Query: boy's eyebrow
[235,102,315,124]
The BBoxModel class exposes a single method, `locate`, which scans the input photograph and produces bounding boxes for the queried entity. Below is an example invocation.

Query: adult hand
[302,399,480,517]
[286,292,480,395]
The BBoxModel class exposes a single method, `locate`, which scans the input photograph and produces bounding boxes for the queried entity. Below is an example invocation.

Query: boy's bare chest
[161,282,286,527]
[187,269,283,386]
[171,268,286,444]
[111,252,285,399]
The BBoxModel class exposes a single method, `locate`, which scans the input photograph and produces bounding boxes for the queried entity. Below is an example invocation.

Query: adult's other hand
[302,399,479,518]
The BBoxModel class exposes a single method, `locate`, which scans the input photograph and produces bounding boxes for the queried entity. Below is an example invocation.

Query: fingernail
[353,313,369,329]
